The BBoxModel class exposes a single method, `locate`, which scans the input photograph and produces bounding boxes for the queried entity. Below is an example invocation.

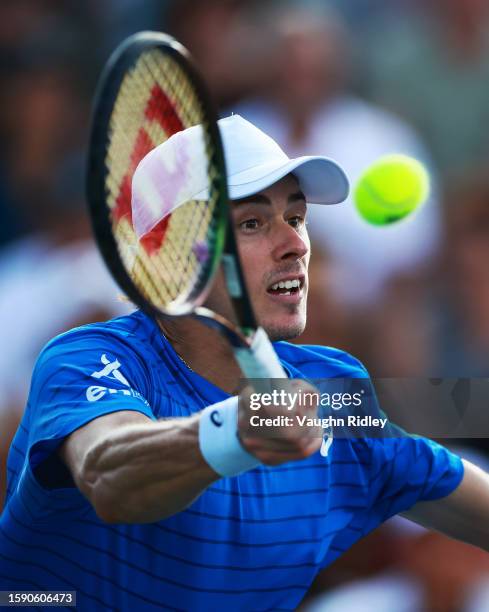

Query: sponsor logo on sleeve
[90,354,130,386]
[85,354,149,406]
[86,386,109,402]
[86,384,149,404]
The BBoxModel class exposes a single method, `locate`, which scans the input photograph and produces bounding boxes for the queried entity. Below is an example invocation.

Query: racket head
[87,31,228,318]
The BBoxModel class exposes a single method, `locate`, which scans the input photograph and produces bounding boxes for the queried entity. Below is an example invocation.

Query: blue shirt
[0,310,463,611]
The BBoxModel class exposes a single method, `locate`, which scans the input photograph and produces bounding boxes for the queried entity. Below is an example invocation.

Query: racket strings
[131,53,216,302]
[104,47,222,311]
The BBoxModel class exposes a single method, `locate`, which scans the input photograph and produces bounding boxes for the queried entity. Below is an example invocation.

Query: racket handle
[234,327,287,379]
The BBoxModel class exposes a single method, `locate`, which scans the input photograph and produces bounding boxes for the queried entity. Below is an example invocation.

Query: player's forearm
[440,459,489,551]
[79,414,219,523]
[404,459,489,551]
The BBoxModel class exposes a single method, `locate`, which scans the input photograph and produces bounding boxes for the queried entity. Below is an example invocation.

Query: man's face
[230,173,310,341]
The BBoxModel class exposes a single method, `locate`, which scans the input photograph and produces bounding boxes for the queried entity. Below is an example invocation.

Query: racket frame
[87,32,273,354]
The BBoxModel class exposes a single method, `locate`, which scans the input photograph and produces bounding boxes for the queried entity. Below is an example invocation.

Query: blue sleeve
[26,328,157,474]
[343,372,464,525]
[365,431,464,527]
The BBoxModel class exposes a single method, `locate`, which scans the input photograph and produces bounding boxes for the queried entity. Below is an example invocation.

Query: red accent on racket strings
[145,84,185,135]
[140,84,187,256]
[139,216,171,255]
[114,84,187,255]
[114,129,154,223]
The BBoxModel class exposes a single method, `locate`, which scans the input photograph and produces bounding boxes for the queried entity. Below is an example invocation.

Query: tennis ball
[353,154,430,226]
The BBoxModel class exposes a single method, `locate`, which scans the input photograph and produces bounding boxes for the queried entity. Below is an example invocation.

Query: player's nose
[271,221,309,262]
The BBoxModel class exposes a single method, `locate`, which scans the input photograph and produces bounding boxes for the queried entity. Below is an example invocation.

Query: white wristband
[198,396,261,477]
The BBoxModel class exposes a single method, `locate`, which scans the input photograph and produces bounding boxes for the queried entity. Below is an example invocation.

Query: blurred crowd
[1,1,489,610]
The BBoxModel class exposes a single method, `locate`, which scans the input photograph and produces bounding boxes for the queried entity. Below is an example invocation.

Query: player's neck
[158,318,243,394]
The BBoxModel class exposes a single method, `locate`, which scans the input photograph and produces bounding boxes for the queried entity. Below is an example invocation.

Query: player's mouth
[266,275,305,303]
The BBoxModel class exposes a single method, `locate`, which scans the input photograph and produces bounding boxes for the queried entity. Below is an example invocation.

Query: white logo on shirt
[86,385,111,402]
[85,384,149,404]
[320,428,334,457]
[86,355,149,406]
[91,354,130,387]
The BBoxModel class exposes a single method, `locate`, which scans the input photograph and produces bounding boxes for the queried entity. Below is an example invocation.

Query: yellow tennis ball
[353,154,430,225]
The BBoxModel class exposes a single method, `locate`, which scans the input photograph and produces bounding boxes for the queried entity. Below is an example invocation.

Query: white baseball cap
[132,114,349,239]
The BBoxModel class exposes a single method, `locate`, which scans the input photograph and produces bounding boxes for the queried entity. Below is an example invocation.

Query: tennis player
[1,116,488,611]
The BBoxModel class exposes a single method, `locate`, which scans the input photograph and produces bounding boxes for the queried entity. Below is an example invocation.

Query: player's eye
[288,215,305,229]
[239,218,260,232]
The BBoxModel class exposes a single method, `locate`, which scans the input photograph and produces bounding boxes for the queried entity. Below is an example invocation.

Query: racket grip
[234,327,287,379]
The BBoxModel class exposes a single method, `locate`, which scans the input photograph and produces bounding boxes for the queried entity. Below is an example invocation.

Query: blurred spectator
[0,49,133,414]
[165,0,274,108]
[435,169,489,376]
[0,1,63,51]
[0,1,102,243]
[366,273,437,376]
[365,0,489,176]
[3,66,85,212]
[87,0,171,57]
[333,0,409,29]
[229,2,440,308]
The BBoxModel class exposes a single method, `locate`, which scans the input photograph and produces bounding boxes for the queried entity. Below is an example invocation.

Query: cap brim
[227,155,349,204]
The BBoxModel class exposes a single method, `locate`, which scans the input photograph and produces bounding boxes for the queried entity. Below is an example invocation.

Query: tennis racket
[86,31,286,380]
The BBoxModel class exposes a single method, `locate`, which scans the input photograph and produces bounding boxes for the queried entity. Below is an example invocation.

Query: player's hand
[238,380,323,465]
